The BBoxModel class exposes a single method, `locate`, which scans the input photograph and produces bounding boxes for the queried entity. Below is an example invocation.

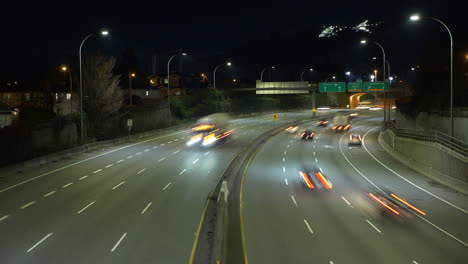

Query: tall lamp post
[213,61,232,89]
[60,66,73,114]
[300,68,314,82]
[410,14,454,138]
[79,30,109,146]
[167,52,187,126]
[260,66,275,81]
[128,72,136,106]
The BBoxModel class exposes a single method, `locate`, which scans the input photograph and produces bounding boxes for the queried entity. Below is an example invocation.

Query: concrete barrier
[379,129,468,195]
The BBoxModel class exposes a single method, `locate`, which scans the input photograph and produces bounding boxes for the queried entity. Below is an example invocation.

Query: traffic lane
[341,122,468,244]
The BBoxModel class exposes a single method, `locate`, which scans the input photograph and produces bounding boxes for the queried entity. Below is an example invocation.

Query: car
[348,134,362,145]
[316,119,329,126]
[285,124,299,133]
[298,169,333,190]
[300,130,315,140]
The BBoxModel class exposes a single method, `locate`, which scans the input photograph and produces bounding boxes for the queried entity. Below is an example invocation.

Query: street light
[167,52,187,126]
[345,71,351,76]
[332,76,336,80]
[78,30,109,146]
[260,66,275,81]
[128,72,136,106]
[213,61,232,90]
[300,68,314,82]
[374,69,378,81]
[60,65,73,114]
[410,14,454,137]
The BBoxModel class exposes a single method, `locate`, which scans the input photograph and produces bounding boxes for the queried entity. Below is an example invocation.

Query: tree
[83,54,123,140]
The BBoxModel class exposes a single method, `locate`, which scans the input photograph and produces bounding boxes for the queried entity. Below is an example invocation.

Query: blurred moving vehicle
[186,113,234,147]
[316,119,329,126]
[285,124,299,133]
[300,130,315,140]
[348,134,362,146]
[331,114,351,131]
[298,169,333,189]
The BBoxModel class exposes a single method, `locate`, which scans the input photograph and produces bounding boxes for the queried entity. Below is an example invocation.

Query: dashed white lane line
[0,215,10,222]
[319,167,323,173]
[179,169,187,175]
[111,233,127,252]
[163,182,172,191]
[303,219,314,234]
[192,158,199,164]
[313,145,316,148]
[137,168,146,174]
[62,182,73,188]
[173,150,180,154]
[152,146,158,149]
[144,149,150,152]
[127,156,133,159]
[412,261,419,264]
[168,141,173,144]
[341,196,353,207]
[366,219,382,234]
[291,195,298,206]
[105,164,114,168]
[117,159,124,163]
[77,201,96,214]
[290,140,293,143]
[112,181,125,190]
[287,145,290,148]
[136,152,142,156]
[141,202,152,214]
[174,139,179,142]
[27,233,53,253]
[79,175,88,181]
[158,157,166,162]
[93,169,102,174]
[161,143,166,146]
[283,166,285,173]
[315,158,318,162]
[43,191,56,197]
[204,152,210,156]
[330,261,334,264]
[284,150,287,155]
[285,179,288,185]
[282,157,285,162]
[21,201,36,209]
[313,151,316,155]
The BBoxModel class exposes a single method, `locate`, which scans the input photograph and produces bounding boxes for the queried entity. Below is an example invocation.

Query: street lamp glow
[332,76,336,79]
[61,66,68,72]
[345,71,351,76]
[411,67,415,71]
[101,30,109,36]
[372,57,377,60]
[227,62,232,66]
[410,15,420,21]
[272,66,275,69]
[370,75,375,79]
[309,68,313,71]
[389,77,394,81]
[182,52,187,56]
[130,73,136,77]
[360,40,367,44]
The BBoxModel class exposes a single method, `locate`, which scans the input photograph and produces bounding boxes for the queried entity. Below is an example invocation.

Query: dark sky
[1,0,466,88]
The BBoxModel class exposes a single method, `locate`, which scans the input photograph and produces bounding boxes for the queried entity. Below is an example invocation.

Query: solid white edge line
[179,169,187,175]
[365,219,382,234]
[112,181,125,190]
[77,201,96,214]
[137,168,146,174]
[341,196,352,207]
[105,164,113,168]
[415,214,468,247]
[43,190,56,197]
[362,127,468,215]
[163,182,172,191]
[27,233,53,253]
[21,201,36,209]
[62,182,73,188]
[79,175,88,180]
[111,233,127,252]
[141,202,152,214]
[0,215,9,222]
[93,169,102,174]
[303,219,314,234]
[290,195,298,206]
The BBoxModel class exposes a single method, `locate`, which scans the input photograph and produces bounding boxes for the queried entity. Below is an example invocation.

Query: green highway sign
[347,82,363,92]
[363,81,390,92]
[319,82,346,92]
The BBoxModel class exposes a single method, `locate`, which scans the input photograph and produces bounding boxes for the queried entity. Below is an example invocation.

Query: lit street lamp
[60,66,73,114]
[167,52,187,126]
[300,68,314,82]
[410,14,454,137]
[78,30,109,146]
[129,72,136,106]
[260,66,275,81]
[213,61,232,89]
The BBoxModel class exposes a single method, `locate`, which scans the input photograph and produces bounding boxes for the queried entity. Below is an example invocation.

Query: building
[149,73,202,97]
[0,102,14,128]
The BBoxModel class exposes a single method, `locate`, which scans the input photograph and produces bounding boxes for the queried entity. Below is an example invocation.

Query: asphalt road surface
[243,112,468,264]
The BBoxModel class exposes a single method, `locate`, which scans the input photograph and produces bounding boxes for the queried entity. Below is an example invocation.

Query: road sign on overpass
[363,81,390,92]
[319,82,346,92]
[348,82,363,92]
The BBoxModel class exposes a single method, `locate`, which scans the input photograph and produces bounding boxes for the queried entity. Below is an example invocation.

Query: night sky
[1,0,466,89]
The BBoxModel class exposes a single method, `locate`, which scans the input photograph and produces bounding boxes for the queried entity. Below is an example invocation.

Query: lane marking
[112,181,125,190]
[79,175,88,181]
[315,158,318,162]
[313,151,315,155]
[204,152,210,156]
[284,150,287,155]
[127,156,133,159]
[136,152,142,156]
[158,157,166,162]
[290,140,293,143]
[62,182,73,188]
[152,146,158,149]
[413,261,419,264]
[163,182,172,191]
[21,201,36,209]
[283,166,285,173]
[282,157,285,162]
[77,201,96,214]
[179,169,187,175]
[111,233,127,252]
[313,145,316,148]
[192,159,199,164]
[173,150,180,154]
[415,214,468,247]
[168,141,172,143]
[27,233,53,253]
[117,159,124,163]
[366,219,382,234]
[144,149,150,152]
[362,127,468,215]
[303,219,314,234]
[174,139,179,142]
[341,196,353,207]
[330,261,334,264]
[291,195,298,206]
[137,168,146,174]
[0,215,9,222]
[43,191,56,197]
[161,143,166,146]
[141,202,152,214]
[105,164,114,168]
[93,169,102,174]
[285,179,288,185]
[287,145,290,148]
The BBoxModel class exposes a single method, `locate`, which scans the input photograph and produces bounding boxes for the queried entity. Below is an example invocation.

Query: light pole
[260,66,275,81]
[167,52,187,126]
[79,30,108,146]
[213,61,232,89]
[129,72,136,106]
[60,66,73,114]
[300,68,314,82]
[410,14,454,138]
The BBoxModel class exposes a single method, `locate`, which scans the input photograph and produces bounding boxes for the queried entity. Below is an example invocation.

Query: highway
[0,111,313,264]
[242,111,468,264]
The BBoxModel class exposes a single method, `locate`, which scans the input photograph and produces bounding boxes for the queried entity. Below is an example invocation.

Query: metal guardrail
[384,121,468,157]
